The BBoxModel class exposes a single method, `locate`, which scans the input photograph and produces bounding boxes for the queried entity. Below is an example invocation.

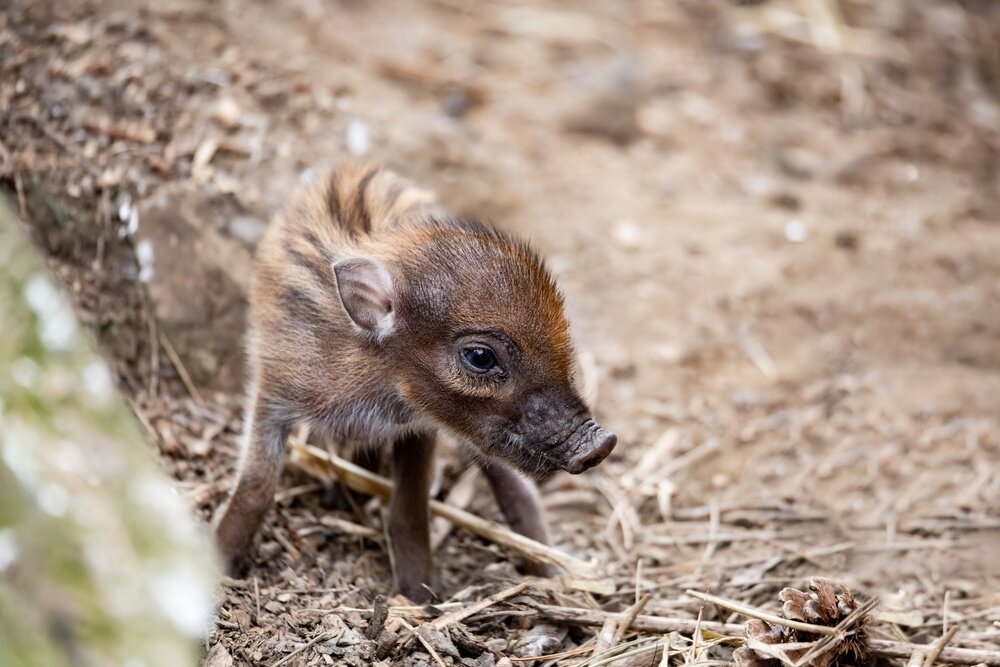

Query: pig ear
[333,257,395,340]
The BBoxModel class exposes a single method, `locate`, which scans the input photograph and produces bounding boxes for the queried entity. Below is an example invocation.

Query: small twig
[270,631,336,667]
[318,515,380,539]
[686,589,837,636]
[634,558,643,607]
[700,501,721,564]
[739,333,777,379]
[621,428,678,493]
[595,473,638,555]
[645,529,810,547]
[268,587,349,596]
[585,636,665,667]
[533,602,744,637]
[429,581,530,630]
[144,293,159,399]
[613,593,652,644]
[158,329,204,406]
[303,602,464,617]
[398,618,447,667]
[906,648,928,667]
[254,577,261,622]
[657,437,720,479]
[274,482,324,503]
[691,606,704,662]
[593,617,618,655]
[430,465,479,550]
[943,589,952,635]
[923,625,959,667]
[270,525,300,561]
[508,642,594,662]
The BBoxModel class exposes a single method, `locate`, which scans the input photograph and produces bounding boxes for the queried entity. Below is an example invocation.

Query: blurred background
[1,0,998,665]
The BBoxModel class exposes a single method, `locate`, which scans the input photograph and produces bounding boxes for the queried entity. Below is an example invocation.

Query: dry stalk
[430,466,479,550]
[594,473,639,555]
[303,602,464,618]
[685,589,838,636]
[507,643,594,663]
[288,439,598,578]
[398,618,447,667]
[157,329,204,406]
[584,636,665,667]
[532,603,1000,666]
[922,625,960,667]
[658,437,720,479]
[253,576,261,622]
[867,638,997,666]
[700,501,721,564]
[428,581,530,630]
[906,648,929,667]
[613,593,652,644]
[270,630,339,667]
[621,427,678,492]
[532,602,744,637]
[593,617,618,655]
[318,515,379,539]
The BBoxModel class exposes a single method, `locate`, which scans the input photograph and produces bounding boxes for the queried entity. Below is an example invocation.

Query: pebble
[346,118,371,156]
[231,608,252,630]
[213,97,242,129]
[203,644,235,667]
[338,627,362,646]
[783,219,808,243]
[612,219,642,250]
[510,624,566,657]
[485,638,508,653]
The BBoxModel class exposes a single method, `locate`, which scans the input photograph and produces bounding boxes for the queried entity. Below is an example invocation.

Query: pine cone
[780,578,846,626]
[736,579,871,667]
[735,620,796,667]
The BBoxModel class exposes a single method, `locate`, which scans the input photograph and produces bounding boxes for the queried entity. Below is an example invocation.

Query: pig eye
[461,345,499,373]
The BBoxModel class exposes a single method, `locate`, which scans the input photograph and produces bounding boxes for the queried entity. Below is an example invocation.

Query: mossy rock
[0,200,219,667]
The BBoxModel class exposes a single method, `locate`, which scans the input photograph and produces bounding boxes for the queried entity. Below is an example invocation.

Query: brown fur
[214,164,615,600]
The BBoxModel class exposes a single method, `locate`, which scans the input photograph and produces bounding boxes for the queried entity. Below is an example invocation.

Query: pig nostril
[566,431,617,474]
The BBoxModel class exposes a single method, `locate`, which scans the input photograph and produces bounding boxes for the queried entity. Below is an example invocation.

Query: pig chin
[470,431,566,481]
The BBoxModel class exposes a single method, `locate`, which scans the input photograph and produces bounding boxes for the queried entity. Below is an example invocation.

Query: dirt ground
[3,0,1000,664]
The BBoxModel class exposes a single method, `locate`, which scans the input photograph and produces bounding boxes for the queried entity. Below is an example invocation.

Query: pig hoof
[524,561,562,578]
[399,582,435,604]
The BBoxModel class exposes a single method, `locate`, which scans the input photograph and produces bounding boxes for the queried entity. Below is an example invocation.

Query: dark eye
[461,345,499,373]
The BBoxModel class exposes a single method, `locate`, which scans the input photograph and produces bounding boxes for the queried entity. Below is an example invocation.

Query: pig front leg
[389,431,437,601]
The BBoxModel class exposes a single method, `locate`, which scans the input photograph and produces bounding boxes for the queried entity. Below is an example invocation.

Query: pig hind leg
[214,391,291,575]
[481,461,561,577]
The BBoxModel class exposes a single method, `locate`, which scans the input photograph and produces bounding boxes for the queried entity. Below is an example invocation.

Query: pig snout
[564,428,617,474]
